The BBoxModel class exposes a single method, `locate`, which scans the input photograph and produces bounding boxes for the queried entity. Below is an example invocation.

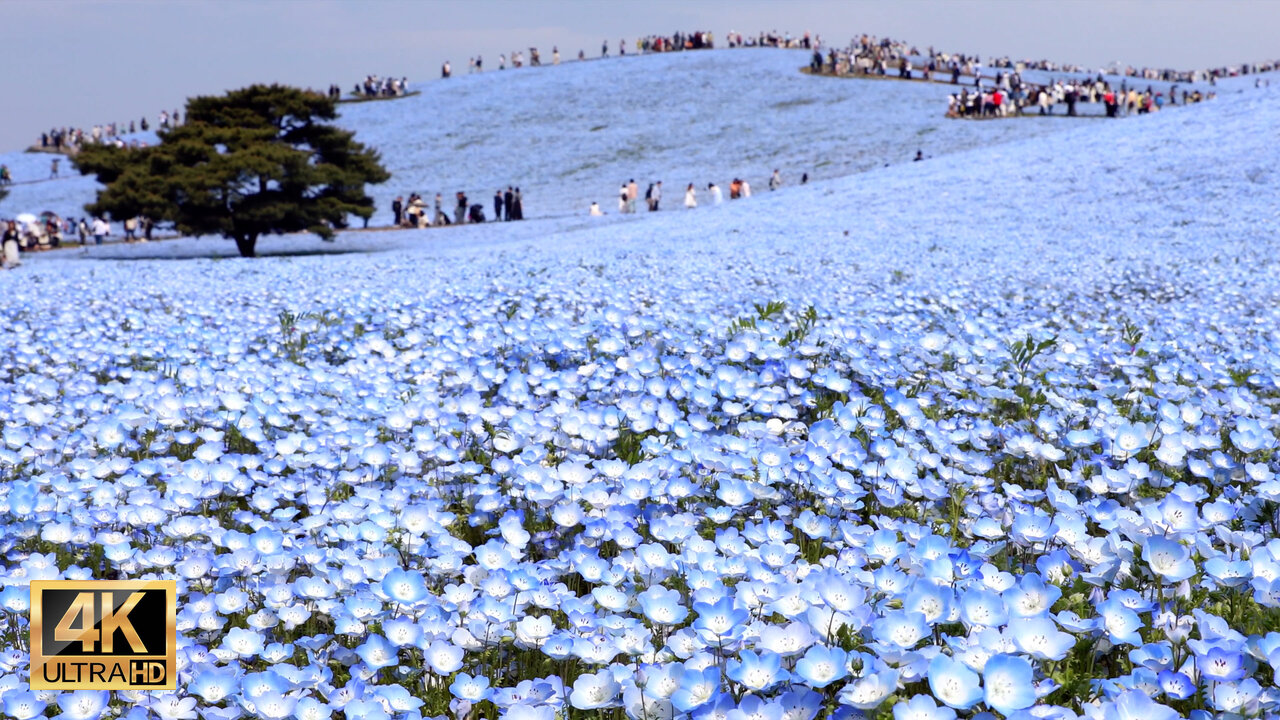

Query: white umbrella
[15,213,37,224]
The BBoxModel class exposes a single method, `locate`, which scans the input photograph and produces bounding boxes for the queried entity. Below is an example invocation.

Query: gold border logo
[30,580,177,690]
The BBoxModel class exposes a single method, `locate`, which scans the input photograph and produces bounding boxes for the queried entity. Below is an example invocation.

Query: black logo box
[40,589,169,658]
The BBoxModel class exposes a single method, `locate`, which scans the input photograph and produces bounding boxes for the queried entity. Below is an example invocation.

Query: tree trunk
[234,234,257,258]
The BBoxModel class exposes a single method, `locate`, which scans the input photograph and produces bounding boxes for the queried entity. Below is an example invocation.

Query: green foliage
[613,426,654,465]
[781,305,818,346]
[76,84,390,257]
[223,424,261,455]
[1120,320,1144,348]
[1008,332,1058,380]
[729,301,820,349]
[278,310,310,364]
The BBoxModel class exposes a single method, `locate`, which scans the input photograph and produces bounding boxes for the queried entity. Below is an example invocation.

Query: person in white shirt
[91,217,110,245]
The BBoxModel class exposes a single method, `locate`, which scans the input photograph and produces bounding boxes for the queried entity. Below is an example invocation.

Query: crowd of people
[590,169,800,216]
[33,110,180,154]
[344,75,409,100]
[450,29,719,76]
[768,30,1269,122]
[0,213,162,267]
[799,30,1278,97]
[390,188,525,228]
[946,73,1216,119]
[725,30,818,49]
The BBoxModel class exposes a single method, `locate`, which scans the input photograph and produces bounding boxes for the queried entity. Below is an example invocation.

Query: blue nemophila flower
[671,665,720,713]
[893,695,957,720]
[450,672,493,702]
[981,654,1036,716]
[248,692,296,720]
[1009,617,1075,661]
[1197,646,1246,682]
[1157,669,1196,700]
[623,684,674,720]
[775,689,822,720]
[1103,690,1181,720]
[380,567,428,605]
[794,644,850,689]
[52,690,109,720]
[188,667,240,703]
[1003,573,1061,618]
[757,620,815,656]
[1212,677,1262,714]
[1111,422,1153,458]
[640,586,691,625]
[816,573,865,612]
[722,695,781,720]
[354,634,398,669]
[501,707,556,720]
[1129,642,1173,671]
[872,610,930,650]
[293,697,332,720]
[341,699,390,720]
[1142,537,1197,583]
[959,589,1008,629]
[570,670,621,710]
[727,649,788,692]
[926,651,983,709]
[1098,597,1145,646]
[693,596,748,642]
[220,626,265,658]
[839,668,899,709]
[905,581,955,624]
[4,692,48,720]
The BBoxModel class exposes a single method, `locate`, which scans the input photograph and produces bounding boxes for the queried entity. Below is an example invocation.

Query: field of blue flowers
[2,49,1280,720]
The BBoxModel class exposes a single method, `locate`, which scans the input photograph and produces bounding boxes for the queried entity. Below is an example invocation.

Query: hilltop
[3,42,1280,720]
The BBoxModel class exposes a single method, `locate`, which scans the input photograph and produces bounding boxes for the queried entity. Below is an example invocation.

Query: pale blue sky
[1,0,1275,151]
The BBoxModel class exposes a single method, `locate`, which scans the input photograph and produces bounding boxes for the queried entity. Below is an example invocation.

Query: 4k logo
[31,580,176,690]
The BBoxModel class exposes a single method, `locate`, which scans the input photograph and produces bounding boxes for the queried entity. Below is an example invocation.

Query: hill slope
[2,43,1280,720]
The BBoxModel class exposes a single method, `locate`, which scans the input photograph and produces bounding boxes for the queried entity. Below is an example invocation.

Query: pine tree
[77,84,389,257]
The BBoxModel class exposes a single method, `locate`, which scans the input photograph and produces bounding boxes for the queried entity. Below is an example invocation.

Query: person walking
[91,217,110,245]
[645,183,655,212]
[435,194,449,225]
[392,196,404,226]
[651,181,662,211]
[619,183,629,213]
[50,158,60,179]
[2,221,20,268]
[124,216,138,242]
[684,183,697,208]
[503,187,514,221]
[494,191,504,222]
[709,183,723,205]
[455,192,467,224]
[626,179,638,213]
[769,169,781,190]
[512,188,523,220]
